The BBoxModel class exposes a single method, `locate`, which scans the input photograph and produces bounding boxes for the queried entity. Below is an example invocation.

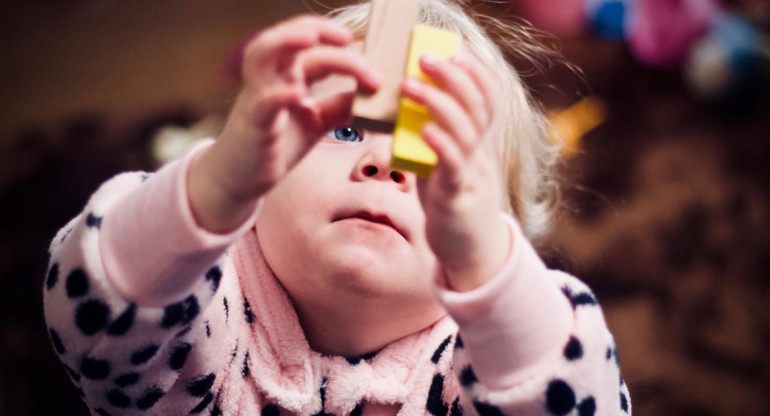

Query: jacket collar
[230,228,458,415]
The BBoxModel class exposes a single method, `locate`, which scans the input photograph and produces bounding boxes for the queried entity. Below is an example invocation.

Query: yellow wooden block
[391,25,462,178]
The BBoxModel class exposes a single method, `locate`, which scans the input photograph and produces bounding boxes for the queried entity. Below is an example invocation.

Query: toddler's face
[256,75,444,323]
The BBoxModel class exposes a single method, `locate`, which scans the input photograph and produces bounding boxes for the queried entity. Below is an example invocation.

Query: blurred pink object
[627,0,722,68]
[518,0,587,36]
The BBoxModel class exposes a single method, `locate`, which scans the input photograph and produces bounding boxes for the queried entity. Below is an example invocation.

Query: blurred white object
[151,115,223,165]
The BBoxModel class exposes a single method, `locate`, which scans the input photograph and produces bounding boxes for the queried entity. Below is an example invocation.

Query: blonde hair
[329,0,563,243]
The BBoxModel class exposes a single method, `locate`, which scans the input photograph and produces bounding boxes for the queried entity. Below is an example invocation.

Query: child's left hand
[400,52,511,293]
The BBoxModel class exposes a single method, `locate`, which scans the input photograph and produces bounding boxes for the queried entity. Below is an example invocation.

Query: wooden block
[391,24,462,177]
[351,0,419,133]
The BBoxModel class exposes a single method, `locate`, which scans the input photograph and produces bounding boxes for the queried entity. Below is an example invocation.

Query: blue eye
[327,126,362,142]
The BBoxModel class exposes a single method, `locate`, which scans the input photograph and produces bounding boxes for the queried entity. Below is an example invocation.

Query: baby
[43,0,631,415]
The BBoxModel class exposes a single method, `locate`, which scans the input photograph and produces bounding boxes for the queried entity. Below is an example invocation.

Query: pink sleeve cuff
[434,214,574,389]
[101,139,261,306]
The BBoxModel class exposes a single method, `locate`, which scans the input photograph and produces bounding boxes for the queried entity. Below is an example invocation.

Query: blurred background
[1,0,768,415]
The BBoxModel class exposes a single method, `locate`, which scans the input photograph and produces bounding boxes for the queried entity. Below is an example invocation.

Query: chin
[320,245,426,298]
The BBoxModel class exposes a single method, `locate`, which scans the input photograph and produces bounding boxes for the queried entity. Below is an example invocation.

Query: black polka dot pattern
[186,373,216,397]
[205,266,222,292]
[113,372,140,387]
[176,325,192,338]
[43,186,630,416]
[86,212,103,228]
[46,263,59,290]
[130,344,159,366]
[431,335,452,364]
[60,227,74,243]
[190,391,214,414]
[81,356,111,380]
[311,377,333,416]
[577,396,596,416]
[161,295,199,329]
[107,303,136,336]
[169,342,192,371]
[564,336,583,361]
[459,366,477,387]
[426,374,448,416]
[545,379,576,415]
[243,297,253,324]
[472,400,504,416]
[94,408,112,416]
[66,269,90,298]
[229,342,239,364]
[450,397,462,416]
[106,388,131,408]
[136,385,165,410]
[561,286,598,309]
[344,351,377,365]
[49,328,66,355]
[262,404,280,416]
[241,351,250,378]
[75,299,111,336]
[454,333,463,350]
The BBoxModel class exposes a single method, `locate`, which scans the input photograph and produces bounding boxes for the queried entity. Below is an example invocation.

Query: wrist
[187,145,261,233]
[442,215,511,292]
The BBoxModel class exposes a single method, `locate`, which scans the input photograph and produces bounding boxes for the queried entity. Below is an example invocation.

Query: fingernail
[450,53,469,66]
[403,78,421,92]
[421,53,438,68]
[370,69,383,86]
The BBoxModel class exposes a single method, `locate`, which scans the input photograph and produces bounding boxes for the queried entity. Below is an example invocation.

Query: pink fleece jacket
[43,141,631,416]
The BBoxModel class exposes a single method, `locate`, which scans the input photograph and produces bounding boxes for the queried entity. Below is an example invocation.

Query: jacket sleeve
[435,216,632,416]
[42,140,258,415]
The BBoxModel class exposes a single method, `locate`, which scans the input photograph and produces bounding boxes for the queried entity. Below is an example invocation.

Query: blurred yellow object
[391,25,462,178]
[549,97,607,158]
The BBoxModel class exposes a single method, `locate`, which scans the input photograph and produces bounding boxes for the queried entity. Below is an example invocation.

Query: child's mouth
[333,211,407,240]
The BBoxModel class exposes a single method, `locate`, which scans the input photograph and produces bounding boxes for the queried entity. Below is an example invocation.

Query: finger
[300,47,382,92]
[274,15,353,46]
[449,52,497,118]
[285,91,355,139]
[421,122,465,194]
[308,92,355,132]
[246,85,304,131]
[419,53,491,132]
[243,16,353,77]
[401,77,479,155]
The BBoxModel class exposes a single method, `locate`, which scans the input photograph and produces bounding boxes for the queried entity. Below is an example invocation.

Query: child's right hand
[188,16,381,232]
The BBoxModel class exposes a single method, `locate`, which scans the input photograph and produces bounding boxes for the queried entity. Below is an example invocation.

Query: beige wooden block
[351,0,419,132]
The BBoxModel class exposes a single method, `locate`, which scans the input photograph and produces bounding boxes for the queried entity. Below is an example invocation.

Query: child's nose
[361,164,406,184]
[353,137,410,188]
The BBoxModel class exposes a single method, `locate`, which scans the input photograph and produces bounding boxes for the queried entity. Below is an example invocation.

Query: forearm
[101,140,259,306]
[435,215,574,388]
[187,138,262,234]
